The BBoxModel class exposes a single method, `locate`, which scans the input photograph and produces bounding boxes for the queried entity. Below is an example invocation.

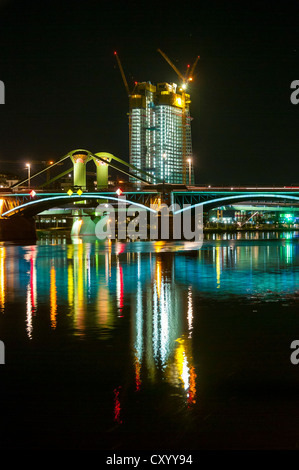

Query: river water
[1,232,299,450]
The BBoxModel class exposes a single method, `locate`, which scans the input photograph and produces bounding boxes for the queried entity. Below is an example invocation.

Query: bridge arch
[173,193,299,214]
[1,194,158,218]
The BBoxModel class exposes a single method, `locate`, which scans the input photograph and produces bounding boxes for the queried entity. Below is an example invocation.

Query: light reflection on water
[1,232,299,448]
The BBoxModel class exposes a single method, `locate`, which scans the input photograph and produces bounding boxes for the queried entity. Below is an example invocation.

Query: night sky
[1,0,299,185]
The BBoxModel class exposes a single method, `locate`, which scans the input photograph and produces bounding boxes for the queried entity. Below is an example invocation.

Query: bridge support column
[0,216,36,242]
[70,152,91,190]
[95,160,109,189]
[92,156,111,189]
[71,216,96,237]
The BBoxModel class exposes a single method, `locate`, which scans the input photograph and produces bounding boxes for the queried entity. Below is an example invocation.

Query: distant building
[0,172,19,187]
[129,81,194,185]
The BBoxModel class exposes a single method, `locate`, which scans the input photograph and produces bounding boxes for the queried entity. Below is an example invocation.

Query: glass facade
[129,82,194,185]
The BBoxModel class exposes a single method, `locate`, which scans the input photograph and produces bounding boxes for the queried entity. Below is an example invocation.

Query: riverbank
[36,226,299,239]
[204,226,298,233]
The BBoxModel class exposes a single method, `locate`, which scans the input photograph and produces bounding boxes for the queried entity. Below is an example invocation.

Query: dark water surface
[1,233,299,450]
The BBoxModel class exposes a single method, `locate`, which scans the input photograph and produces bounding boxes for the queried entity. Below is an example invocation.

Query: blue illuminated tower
[129,81,194,185]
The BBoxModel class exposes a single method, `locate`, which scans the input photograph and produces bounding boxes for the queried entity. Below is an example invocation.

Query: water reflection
[205,231,299,241]
[0,246,5,311]
[24,246,37,339]
[129,252,197,405]
[1,235,299,427]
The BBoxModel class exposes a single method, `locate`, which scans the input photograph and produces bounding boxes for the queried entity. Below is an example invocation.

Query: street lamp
[187,158,192,185]
[26,163,31,189]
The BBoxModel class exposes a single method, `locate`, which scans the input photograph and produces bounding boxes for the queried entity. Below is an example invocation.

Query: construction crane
[114,51,138,183]
[114,51,131,96]
[157,49,199,184]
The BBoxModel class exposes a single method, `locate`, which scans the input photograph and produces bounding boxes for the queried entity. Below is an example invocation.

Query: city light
[187,158,192,185]
[0,199,4,216]
[26,163,31,189]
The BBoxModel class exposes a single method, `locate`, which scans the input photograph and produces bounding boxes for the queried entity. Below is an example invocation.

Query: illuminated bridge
[2,187,299,217]
[0,148,299,240]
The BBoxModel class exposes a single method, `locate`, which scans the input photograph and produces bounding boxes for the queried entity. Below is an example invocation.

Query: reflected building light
[181,354,190,390]
[187,366,197,407]
[187,286,193,337]
[160,281,170,368]
[95,240,99,273]
[286,243,293,263]
[50,264,57,329]
[134,254,143,390]
[67,245,74,315]
[0,246,5,311]
[152,258,176,370]
[137,252,141,281]
[97,283,113,328]
[113,386,123,424]
[115,242,125,256]
[105,252,109,283]
[85,243,91,295]
[30,251,37,312]
[73,242,85,333]
[152,281,159,363]
[174,338,197,405]
[216,246,221,289]
[116,258,124,316]
[96,252,113,329]
[68,261,74,313]
[26,285,33,339]
[108,240,112,279]
[132,254,158,387]
[175,340,189,390]
[154,241,166,254]
[25,246,38,339]
[156,258,162,298]
[134,353,142,392]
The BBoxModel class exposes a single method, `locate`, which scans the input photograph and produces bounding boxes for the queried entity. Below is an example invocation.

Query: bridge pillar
[70,152,91,190]
[71,216,96,237]
[95,159,109,189]
[92,156,111,189]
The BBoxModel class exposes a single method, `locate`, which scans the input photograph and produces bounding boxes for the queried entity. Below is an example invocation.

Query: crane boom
[188,55,200,80]
[157,48,185,82]
[114,51,130,96]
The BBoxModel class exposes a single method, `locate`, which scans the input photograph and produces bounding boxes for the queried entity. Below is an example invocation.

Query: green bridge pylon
[10,148,161,191]
[69,150,92,190]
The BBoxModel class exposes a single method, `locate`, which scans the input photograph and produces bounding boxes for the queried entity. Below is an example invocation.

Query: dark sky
[1,0,299,185]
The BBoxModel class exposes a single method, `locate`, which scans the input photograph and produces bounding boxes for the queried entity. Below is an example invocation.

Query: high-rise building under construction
[129,81,194,185]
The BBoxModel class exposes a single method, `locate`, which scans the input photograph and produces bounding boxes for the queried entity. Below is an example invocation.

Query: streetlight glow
[187,159,192,185]
[26,163,31,189]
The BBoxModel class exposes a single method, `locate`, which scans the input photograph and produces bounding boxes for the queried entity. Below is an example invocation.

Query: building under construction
[115,50,199,186]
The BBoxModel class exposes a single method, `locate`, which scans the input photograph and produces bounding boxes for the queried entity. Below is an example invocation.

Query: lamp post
[187,158,192,185]
[26,163,31,189]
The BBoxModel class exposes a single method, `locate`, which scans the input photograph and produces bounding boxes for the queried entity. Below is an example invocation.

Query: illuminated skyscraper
[129,81,194,185]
